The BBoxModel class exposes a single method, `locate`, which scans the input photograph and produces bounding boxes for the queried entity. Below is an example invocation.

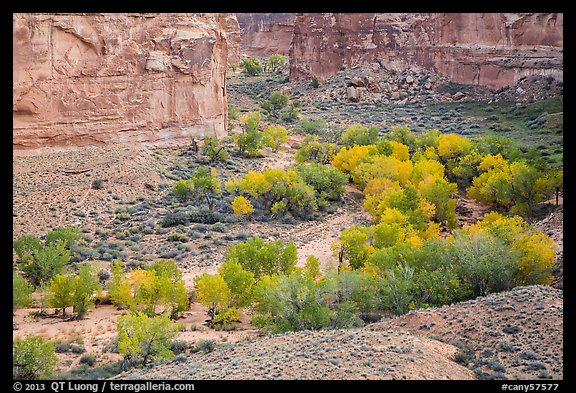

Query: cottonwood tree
[117,313,179,368]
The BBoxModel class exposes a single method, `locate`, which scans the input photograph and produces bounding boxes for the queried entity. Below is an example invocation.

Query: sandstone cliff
[289,13,563,89]
[236,13,295,56]
[13,13,238,155]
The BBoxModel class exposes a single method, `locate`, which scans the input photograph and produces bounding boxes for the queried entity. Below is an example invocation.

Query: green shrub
[13,336,58,380]
[195,340,216,353]
[91,179,106,190]
[79,354,97,366]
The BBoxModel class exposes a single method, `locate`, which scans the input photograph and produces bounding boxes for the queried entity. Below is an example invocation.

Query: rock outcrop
[236,13,295,56]
[13,13,239,155]
[289,13,563,89]
[224,14,241,66]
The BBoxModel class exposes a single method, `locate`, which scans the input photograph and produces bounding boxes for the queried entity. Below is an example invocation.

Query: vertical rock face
[236,13,295,55]
[289,13,563,89]
[13,13,239,155]
[224,14,241,65]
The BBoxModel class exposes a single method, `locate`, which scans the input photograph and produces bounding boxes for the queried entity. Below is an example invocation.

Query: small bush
[79,354,97,367]
[170,340,189,355]
[453,346,475,366]
[91,179,106,190]
[195,340,216,353]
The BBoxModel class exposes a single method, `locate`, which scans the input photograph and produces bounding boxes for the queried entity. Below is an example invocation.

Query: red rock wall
[13,13,239,155]
[236,13,295,56]
[289,13,563,89]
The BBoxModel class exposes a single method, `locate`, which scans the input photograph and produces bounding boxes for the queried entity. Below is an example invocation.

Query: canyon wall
[289,13,563,89]
[236,13,295,56]
[13,13,238,155]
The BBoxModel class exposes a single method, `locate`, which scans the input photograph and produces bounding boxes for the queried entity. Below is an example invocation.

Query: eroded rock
[13,13,239,155]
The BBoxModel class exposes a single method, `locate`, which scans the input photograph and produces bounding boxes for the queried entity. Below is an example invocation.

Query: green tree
[219,260,255,308]
[450,230,517,297]
[45,227,81,249]
[337,226,374,269]
[72,263,101,319]
[266,54,286,73]
[189,167,222,213]
[388,125,417,151]
[108,261,135,310]
[296,164,348,201]
[172,179,195,200]
[304,255,321,280]
[13,336,58,380]
[13,235,42,263]
[260,91,289,117]
[21,240,70,287]
[202,135,229,162]
[509,161,548,222]
[13,272,34,315]
[263,125,289,152]
[240,57,262,76]
[225,237,297,279]
[117,313,179,368]
[340,124,380,147]
[47,273,75,316]
[294,135,336,165]
[151,260,189,320]
[193,273,231,320]
[545,168,563,206]
[418,175,458,229]
[236,112,263,155]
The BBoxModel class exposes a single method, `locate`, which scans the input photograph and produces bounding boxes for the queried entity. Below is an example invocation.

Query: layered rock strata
[236,13,295,56]
[13,13,238,155]
[289,13,563,89]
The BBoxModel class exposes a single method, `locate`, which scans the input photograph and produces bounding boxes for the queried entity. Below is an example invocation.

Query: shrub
[170,340,189,355]
[160,211,189,227]
[212,307,241,330]
[231,196,254,220]
[13,336,58,380]
[91,179,106,190]
[79,354,97,366]
[195,340,216,353]
[294,117,326,136]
